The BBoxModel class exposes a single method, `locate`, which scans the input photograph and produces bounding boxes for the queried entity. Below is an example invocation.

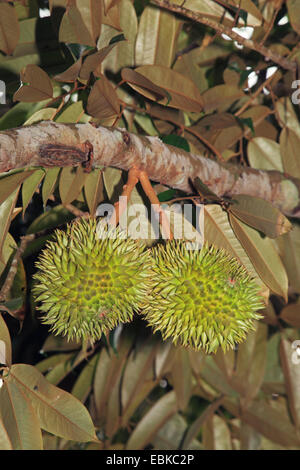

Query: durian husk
[33,218,154,342]
[142,240,264,354]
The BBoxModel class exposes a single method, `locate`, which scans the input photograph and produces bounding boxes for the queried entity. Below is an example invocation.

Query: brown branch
[0,121,300,217]
[150,0,297,72]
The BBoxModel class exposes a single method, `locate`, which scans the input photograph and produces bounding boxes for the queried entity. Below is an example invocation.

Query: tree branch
[150,0,298,72]
[0,121,299,217]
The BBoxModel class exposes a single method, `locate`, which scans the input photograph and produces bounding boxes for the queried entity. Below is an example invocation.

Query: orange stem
[139,170,174,240]
[111,166,140,227]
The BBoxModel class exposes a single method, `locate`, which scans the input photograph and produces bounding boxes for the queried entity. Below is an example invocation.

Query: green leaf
[0,233,17,277]
[26,204,75,235]
[0,381,43,450]
[59,166,87,206]
[229,195,292,239]
[0,170,34,206]
[72,353,99,402]
[0,187,19,263]
[126,391,178,450]
[161,134,190,152]
[0,416,12,450]
[22,169,45,215]
[42,168,61,207]
[9,364,97,442]
[35,353,74,375]
[84,169,104,215]
[248,137,283,172]
[23,108,56,125]
[182,396,224,449]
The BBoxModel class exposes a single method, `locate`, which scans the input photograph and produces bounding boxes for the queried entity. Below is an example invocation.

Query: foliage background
[0,0,300,450]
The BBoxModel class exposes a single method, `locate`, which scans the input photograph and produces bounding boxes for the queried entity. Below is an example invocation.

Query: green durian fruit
[142,241,264,354]
[33,218,153,342]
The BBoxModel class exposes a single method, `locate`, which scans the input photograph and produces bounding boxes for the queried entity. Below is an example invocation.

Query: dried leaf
[229,195,292,238]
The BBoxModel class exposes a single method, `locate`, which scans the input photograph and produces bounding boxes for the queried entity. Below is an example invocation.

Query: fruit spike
[33,218,154,342]
[142,241,264,354]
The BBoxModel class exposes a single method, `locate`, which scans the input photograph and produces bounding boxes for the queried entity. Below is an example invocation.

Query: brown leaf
[54,58,83,83]
[126,391,178,450]
[14,65,53,103]
[135,65,204,112]
[87,76,120,119]
[59,4,99,47]
[171,349,192,410]
[122,67,168,101]
[229,195,292,238]
[79,44,118,80]
[229,213,288,300]
[280,127,300,179]
[280,303,300,328]
[202,85,245,113]
[0,3,20,55]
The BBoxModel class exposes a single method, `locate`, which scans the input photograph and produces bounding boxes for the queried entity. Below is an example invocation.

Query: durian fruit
[33,218,153,342]
[142,241,264,354]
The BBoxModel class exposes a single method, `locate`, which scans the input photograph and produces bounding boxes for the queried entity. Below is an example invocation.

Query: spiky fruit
[142,241,264,354]
[33,218,153,342]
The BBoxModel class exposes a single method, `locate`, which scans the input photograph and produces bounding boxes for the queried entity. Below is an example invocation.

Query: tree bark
[0,121,299,217]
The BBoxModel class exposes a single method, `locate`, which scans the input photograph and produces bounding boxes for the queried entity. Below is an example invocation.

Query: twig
[150,0,297,72]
